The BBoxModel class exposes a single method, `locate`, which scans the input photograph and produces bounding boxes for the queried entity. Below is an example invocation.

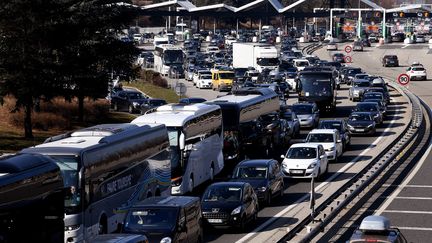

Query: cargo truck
[232,43,279,72]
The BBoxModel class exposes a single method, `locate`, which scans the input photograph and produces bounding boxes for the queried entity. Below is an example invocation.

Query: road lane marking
[376,114,432,215]
[395,226,432,231]
[382,184,432,188]
[383,210,432,214]
[378,196,432,200]
[235,105,401,243]
[402,44,409,49]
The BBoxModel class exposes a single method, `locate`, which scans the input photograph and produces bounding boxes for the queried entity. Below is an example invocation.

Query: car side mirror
[280,155,285,159]
[337,139,342,143]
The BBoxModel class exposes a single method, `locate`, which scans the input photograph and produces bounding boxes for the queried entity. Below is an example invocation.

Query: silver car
[349,79,371,102]
[291,103,320,128]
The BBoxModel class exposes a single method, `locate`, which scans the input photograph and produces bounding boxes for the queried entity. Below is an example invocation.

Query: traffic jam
[3,2,431,243]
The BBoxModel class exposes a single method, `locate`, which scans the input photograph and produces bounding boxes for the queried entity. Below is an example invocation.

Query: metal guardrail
[301,42,323,55]
[284,81,423,242]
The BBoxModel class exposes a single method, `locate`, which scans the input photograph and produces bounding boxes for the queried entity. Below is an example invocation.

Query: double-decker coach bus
[21,123,170,242]
[0,153,64,243]
[132,103,224,195]
[207,87,280,161]
[154,44,184,76]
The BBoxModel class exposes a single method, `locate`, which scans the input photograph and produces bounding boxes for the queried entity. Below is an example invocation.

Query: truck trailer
[232,43,279,72]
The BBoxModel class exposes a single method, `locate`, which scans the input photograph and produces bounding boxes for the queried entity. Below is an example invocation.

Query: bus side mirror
[179,133,185,150]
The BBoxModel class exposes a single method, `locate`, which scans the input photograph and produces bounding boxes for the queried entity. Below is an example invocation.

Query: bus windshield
[163,50,183,65]
[299,74,333,97]
[219,72,235,79]
[49,155,81,214]
[167,128,182,176]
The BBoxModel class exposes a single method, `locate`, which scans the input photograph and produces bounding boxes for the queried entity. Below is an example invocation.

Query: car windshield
[282,112,293,120]
[357,104,378,112]
[307,133,334,143]
[292,105,313,115]
[201,74,212,79]
[149,100,166,106]
[319,122,341,130]
[348,69,362,76]
[296,61,309,67]
[354,82,370,88]
[128,93,145,99]
[350,114,371,121]
[219,72,235,79]
[234,166,268,179]
[364,93,382,99]
[257,58,279,66]
[203,186,242,202]
[124,208,178,230]
[286,147,317,159]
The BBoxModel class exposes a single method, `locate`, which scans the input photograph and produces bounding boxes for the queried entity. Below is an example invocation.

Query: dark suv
[122,196,203,243]
[382,55,399,67]
[231,159,284,206]
[111,89,147,113]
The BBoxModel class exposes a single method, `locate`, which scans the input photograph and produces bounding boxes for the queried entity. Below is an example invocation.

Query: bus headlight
[160,237,172,243]
[65,224,80,231]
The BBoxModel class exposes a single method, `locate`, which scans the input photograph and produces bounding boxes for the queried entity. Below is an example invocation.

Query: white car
[327,42,338,51]
[416,35,425,43]
[406,66,427,81]
[305,129,343,162]
[293,59,310,71]
[280,143,329,179]
[193,70,211,86]
[206,46,220,54]
[196,73,212,89]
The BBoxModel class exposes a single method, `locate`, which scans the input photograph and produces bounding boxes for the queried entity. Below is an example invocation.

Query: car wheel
[239,216,246,231]
[266,191,272,206]
[128,105,134,114]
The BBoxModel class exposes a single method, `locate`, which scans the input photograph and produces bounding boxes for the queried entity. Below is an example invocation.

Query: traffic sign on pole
[344,56,352,63]
[344,45,352,53]
[397,74,410,86]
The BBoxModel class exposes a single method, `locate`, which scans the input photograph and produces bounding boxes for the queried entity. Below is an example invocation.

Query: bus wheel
[188,176,194,193]
[98,215,107,234]
[210,164,215,181]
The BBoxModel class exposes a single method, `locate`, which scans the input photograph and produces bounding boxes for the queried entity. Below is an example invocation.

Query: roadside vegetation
[0,96,135,153]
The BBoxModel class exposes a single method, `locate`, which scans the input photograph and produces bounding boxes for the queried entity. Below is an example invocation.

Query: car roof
[237,159,274,167]
[309,129,338,134]
[350,111,373,115]
[320,119,343,123]
[209,181,247,187]
[131,196,199,208]
[290,143,321,148]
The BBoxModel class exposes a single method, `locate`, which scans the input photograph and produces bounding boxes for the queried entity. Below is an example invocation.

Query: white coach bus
[21,123,171,242]
[154,44,184,76]
[132,103,224,195]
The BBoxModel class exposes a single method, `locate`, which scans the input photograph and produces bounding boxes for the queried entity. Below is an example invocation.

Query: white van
[293,59,310,71]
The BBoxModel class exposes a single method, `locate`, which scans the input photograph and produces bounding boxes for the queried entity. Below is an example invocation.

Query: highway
[154,41,418,242]
[316,42,432,242]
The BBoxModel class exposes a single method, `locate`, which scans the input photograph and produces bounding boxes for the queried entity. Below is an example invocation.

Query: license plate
[355,129,364,132]
[208,219,223,223]
[290,170,303,174]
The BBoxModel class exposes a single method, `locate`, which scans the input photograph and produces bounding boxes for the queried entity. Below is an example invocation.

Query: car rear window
[412,67,425,71]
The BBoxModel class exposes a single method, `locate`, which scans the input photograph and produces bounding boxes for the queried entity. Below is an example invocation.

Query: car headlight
[348,124,353,129]
[231,206,242,215]
[65,224,80,231]
[308,163,317,169]
[353,90,359,94]
[282,163,287,168]
[160,237,172,243]
[133,102,139,107]
[367,124,373,128]
[374,114,379,118]
[257,187,267,192]
[328,146,335,151]
[308,116,313,120]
